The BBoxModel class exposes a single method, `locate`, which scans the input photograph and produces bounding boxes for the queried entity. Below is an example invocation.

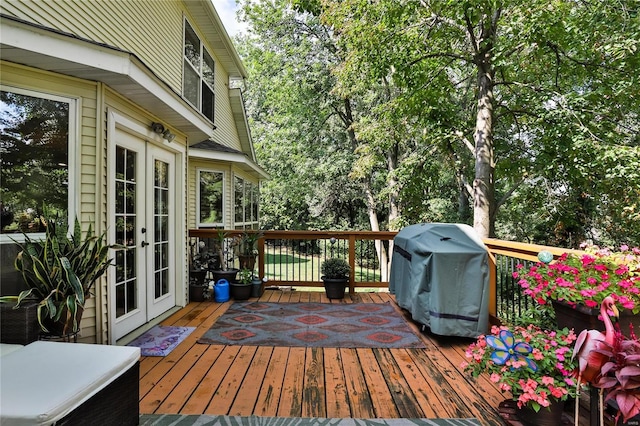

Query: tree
[322,0,640,245]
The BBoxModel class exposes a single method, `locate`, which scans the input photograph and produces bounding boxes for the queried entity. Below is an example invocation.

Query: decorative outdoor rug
[139,415,481,425]
[127,325,195,356]
[197,302,425,348]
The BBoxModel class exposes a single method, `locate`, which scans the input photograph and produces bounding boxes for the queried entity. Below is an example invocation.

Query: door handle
[141,241,149,247]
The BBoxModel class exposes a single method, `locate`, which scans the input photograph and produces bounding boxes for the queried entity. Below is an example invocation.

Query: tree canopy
[237,0,640,248]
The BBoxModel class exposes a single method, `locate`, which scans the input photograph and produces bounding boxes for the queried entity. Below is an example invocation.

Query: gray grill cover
[389,223,489,338]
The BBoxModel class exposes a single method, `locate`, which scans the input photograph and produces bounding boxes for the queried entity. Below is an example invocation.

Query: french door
[111,129,176,340]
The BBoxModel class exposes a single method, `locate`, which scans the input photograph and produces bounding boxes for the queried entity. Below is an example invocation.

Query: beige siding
[1,61,101,342]
[2,0,183,92]
[211,66,242,150]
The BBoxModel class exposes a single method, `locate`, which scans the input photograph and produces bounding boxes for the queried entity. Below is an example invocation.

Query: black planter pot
[189,284,207,302]
[251,280,263,298]
[189,269,208,286]
[322,277,348,299]
[211,269,239,284]
[230,282,252,300]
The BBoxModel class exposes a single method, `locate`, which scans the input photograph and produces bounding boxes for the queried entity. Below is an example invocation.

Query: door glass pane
[153,159,170,300]
[114,146,138,318]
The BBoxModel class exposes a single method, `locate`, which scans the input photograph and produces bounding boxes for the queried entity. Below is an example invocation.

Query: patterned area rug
[197,302,425,348]
[127,325,195,356]
[139,415,481,425]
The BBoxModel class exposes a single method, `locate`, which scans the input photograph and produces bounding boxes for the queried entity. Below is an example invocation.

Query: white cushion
[0,340,140,426]
[0,343,23,357]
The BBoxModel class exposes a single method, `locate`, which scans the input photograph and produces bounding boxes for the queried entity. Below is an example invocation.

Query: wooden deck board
[137,290,518,425]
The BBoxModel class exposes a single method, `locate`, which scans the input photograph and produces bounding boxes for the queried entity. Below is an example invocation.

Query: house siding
[2,0,183,93]
[1,61,101,342]
[2,0,243,150]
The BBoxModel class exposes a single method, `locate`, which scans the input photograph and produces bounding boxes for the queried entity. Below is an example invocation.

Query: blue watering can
[214,279,230,303]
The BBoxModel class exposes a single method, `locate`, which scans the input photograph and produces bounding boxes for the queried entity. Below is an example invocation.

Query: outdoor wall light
[151,122,164,134]
[162,129,176,142]
[151,122,175,142]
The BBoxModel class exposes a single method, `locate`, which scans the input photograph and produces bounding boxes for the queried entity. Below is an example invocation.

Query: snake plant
[1,211,122,334]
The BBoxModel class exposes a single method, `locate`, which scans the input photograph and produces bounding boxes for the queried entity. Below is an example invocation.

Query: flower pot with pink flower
[463,324,578,425]
[513,245,640,335]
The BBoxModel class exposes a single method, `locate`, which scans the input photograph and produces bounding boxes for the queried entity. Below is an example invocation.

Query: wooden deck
[137,290,519,425]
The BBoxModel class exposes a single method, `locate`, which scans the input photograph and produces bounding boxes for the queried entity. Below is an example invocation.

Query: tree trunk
[472,13,499,239]
[364,185,389,281]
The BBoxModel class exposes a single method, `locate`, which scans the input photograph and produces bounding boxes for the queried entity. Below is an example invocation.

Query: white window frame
[196,168,225,228]
[0,85,79,244]
[183,18,215,123]
[233,174,259,229]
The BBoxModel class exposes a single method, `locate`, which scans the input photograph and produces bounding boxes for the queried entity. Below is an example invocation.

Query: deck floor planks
[339,347,376,418]
[393,348,445,418]
[139,342,209,413]
[356,347,400,418]
[277,346,307,417]
[373,348,424,418]
[253,346,290,417]
[323,347,351,418]
[181,345,241,414]
[137,290,518,425]
[206,345,258,415]
[302,346,326,418]
[155,345,225,413]
[229,346,275,415]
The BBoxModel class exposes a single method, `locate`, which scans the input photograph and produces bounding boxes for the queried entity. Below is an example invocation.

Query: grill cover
[389,223,489,338]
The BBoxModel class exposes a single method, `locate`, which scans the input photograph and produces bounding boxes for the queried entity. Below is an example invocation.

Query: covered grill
[389,223,489,338]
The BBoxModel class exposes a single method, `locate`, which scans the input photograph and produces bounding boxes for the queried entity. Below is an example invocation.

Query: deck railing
[188,229,578,322]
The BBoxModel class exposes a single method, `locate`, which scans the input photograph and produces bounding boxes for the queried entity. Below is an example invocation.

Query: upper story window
[197,169,224,228]
[184,20,215,123]
[0,88,74,239]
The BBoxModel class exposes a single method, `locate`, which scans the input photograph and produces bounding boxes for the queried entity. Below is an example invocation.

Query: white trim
[0,85,78,244]
[106,109,186,344]
[189,148,269,179]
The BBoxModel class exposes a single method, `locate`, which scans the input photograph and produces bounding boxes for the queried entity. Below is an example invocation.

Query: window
[233,175,259,229]
[183,20,215,123]
[198,170,224,228]
[0,88,73,236]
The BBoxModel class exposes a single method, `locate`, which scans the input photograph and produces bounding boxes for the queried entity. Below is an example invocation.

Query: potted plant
[513,245,640,333]
[237,229,263,270]
[0,211,121,335]
[595,328,640,425]
[321,258,350,299]
[210,230,238,283]
[463,324,578,424]
[189,240,214,302]
[230,268,253,300]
